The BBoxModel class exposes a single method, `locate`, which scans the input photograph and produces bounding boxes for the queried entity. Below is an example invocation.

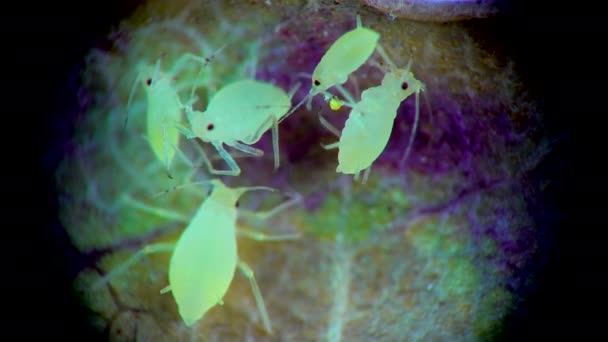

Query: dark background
[13,0,605,339]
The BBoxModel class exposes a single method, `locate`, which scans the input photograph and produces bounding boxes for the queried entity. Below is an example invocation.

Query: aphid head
[188,110,216,142]
[311,67,329,95]
[386,69,424,99]
[135,62,161,90]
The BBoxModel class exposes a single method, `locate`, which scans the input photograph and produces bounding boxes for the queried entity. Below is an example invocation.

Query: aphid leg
[295,71,313,80]
[233,185,276,197]
[161,123,174,179]
[334,84,358,106]
[91,242,175,291]
[398,89,420,168]
[321,142,340,150]
[125,67,144,129]
[120,193,190,222]
[374,43,397,71]
[210,142,242,176]
[232,142,264,157]
[167,139,203,184]
[173,122,198,139]
[237,228,300,241]
[361,165,372,184]
[151,179,216,198]
[246,114,283,170]
[181,105,200,137]
[152,58,162,81]
[239,190,303,221]
[188,141,242,177]
[169,53,210,75]
[287,82,302,101]
[237,260,272,334]
[305,89,316,111]
[246,41,260,79]
[422,87,434,127]
[349,73,361,102]
[271,116,280,170]
[319,114,342,137]
[177,44,228,100]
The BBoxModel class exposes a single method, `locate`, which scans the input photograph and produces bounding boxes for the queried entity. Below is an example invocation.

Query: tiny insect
[319,51,425,183]
[92,179,302,333]
[176,79,300,176]
[284,14,380,117]
[125,50,222,178]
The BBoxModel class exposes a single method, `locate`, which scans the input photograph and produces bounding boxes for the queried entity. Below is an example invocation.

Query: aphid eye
[146,78,152,86]
[401,82,408,90]
[207,123,214,131]
[235,200,240,208]
[314,80,321,86]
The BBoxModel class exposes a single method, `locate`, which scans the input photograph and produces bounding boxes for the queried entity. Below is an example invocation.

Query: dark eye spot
[235,200,240,208]
[401,82,408,90]
[146,78,152,86]
[314,80,321,86]
[207,123,214,131]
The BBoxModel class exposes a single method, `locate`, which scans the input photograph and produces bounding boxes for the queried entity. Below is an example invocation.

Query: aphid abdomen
[336,109,392,174]
[169,200,238,326]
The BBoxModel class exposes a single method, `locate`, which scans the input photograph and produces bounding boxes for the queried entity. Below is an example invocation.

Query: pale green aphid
[285,14,380,117]
[92,179,301,333]
[125,49,221,178]
[178,79,299,176]
[319,50,425,183]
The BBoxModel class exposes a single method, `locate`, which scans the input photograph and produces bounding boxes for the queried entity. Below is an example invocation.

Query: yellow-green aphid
[285,14,380,116]
[125,53,215,178]
[179,79,298,176]
[320,53,425,182]
[92,179,301,333]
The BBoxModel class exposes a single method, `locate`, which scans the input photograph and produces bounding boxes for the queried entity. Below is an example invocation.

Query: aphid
[177,79,299,176]
[125,50,221,178]
[92,179,302,333]
[319,51,425,183]
[285,14,380,117]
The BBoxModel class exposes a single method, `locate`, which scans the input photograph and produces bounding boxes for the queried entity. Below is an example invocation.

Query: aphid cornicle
[319,51,425,183]
[92,179,301,333]
[283,14,380,118]
[177,79,299,176]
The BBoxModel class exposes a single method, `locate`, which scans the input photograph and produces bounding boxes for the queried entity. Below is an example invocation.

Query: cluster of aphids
[95,14,425,335]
